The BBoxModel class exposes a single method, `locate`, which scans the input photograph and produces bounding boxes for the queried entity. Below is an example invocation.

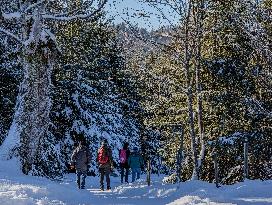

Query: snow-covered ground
[0,159,271,205]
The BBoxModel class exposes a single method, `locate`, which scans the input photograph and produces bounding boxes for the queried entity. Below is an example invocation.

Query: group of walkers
[70,139,144,191]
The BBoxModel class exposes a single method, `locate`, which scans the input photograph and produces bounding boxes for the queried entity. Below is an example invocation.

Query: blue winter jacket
[128,152,144,169]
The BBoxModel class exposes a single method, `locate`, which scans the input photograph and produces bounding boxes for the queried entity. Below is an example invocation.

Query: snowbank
[0,159,271,205]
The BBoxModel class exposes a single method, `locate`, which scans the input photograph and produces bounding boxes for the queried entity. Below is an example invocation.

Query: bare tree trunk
[244,138,249,180]
[184,0,199,180]
[147,159,151,186]
[186,85,199,180]
[176,129,184,182]
[19,46,54,174]
[212,149,219,188]
[194,0,206,177]
[17,5,55,174]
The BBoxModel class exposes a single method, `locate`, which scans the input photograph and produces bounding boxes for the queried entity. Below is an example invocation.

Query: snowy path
[0,160,272,205]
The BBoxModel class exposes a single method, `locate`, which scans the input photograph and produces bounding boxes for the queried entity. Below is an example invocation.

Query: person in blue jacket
[128,147,144,182]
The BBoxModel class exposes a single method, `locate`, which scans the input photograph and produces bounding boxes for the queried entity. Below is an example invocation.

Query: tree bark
[184,0,199,180]
[194,0,206,177]
[19,44,54,174]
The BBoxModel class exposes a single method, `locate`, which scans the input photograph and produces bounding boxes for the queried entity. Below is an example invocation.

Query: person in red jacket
[97,139,113,191]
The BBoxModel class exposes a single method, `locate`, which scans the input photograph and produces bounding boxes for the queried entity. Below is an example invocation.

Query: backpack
[98,147,109,164]
[119,149,127,164]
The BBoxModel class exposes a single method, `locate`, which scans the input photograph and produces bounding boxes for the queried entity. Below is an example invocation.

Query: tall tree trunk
[194,0,206,177]
[19,45,54,174]
[184,0,199,180]
[17,4,55,174]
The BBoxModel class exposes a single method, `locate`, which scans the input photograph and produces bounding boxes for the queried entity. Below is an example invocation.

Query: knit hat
[101,139,108,146]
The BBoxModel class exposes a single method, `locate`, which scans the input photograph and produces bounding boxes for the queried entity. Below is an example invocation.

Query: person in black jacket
[119,142,130,183]
[71,140,91,189]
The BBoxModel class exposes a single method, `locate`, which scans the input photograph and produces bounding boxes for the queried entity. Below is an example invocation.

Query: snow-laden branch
[3,0,106,22]
[2,12,21,20]
[0,27,23,44]
[24,0,47,13]
[2,0,46,19]
[46,7,81,18]
[245,97,272,118]
[42,0,107,21]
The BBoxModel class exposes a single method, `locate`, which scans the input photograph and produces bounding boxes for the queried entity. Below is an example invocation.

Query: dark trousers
[76,170,87,189]
[99,167,111,189]
[131,168,141,182]
[120,166,129,183]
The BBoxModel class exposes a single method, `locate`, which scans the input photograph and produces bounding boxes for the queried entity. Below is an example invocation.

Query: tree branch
[24,0,47,13]
[42,0,107,21]
[0,27,24,44]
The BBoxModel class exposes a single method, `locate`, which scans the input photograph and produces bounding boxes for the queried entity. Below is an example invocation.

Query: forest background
[0,0,271,185]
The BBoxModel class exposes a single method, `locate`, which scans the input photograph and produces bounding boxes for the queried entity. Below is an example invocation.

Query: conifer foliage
[49,19,141,174]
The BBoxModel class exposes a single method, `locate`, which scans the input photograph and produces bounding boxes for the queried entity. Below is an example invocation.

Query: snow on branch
[42,0,107,21]
[0,27,23,44]
[1,0,46,19]
[2,12,22,20]
[1,0,46,22]
[24,0,47,13]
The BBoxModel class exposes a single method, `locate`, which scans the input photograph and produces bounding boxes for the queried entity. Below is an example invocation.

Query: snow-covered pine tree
[0,36,22,145]
[0,0,108,177]
[48,19,141,175]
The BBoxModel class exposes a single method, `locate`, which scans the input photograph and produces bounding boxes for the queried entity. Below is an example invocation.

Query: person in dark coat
[119,142,130,183]
[71,140,91,189]
[128,147,144,182]
[97,139,113,191]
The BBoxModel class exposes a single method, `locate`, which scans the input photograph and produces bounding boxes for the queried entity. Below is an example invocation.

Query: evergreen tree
[0,38,21,145]
[0,0,108,177]
[49,19,141,174]
[200,0,272,183]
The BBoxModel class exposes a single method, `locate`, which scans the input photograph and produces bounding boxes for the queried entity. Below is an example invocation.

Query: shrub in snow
[202,132,272,184]
[162,173,178,184]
